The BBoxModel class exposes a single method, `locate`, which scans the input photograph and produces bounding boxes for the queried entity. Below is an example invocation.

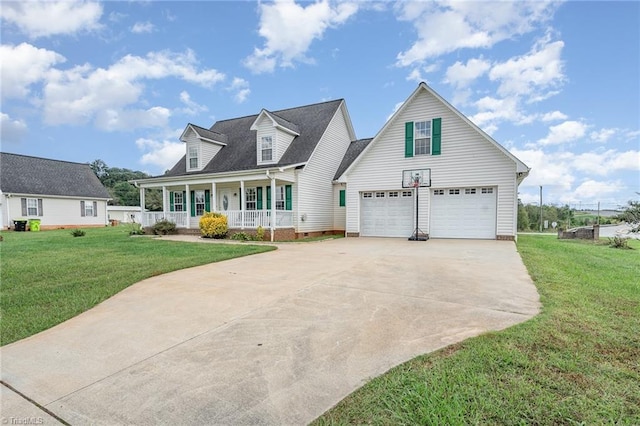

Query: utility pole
[539,185,543,233]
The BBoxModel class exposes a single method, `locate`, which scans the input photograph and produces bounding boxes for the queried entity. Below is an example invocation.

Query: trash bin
[29,218,41,232]
[13,219,27,232]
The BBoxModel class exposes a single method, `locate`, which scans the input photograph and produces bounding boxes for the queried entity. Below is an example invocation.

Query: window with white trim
[388,191,399,198]
[481,187,494,194]
[433,189,444,195]
[188,146,198,169]
[275,186,285,210]
[261,136,273,162]
[465,188,476,195]
[402,191,413,197]
[194,190,206,216]
[173,191,184,211]
[414,120,431,155]
[83,200,94,217]
[375,192,385,198]
[449,189,460,195]
[26,198,39,216]
[245,188,257,210]
[363,192,373,198]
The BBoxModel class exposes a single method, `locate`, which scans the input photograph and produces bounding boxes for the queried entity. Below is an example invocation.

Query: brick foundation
[496,235,516,241]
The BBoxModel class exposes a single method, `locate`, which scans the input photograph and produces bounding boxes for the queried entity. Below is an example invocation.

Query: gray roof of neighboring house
[0,152,111,199]
[333,138,373,180]
[165,99,343,177]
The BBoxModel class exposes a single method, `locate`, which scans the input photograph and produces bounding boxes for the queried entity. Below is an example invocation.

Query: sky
[1,0,638,208]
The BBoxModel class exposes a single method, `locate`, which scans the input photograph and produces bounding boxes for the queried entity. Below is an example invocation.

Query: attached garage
[360,190,414,237]
[430,187,497,239]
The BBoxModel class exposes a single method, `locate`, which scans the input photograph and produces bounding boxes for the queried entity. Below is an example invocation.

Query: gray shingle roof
[265,110,300,135]
[165,99,343,177]
[0,152,111,199]
[333,138,372,180]
[188,124,228,144]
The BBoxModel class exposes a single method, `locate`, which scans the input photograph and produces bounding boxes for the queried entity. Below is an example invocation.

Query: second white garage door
[361,190,414,237]
[430,187,497,239]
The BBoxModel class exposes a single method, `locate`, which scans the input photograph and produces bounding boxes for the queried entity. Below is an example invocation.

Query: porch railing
[142,212,188,228]
[142,210,292,229]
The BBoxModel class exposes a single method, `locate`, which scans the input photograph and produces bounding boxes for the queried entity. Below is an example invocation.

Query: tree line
[89,159,162,210]
[518,200,638,231]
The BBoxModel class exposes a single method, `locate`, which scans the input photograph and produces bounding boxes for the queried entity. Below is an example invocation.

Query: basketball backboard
[402,169,431,188]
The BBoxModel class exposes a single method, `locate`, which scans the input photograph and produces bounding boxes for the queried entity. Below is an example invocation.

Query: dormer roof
[250,109,300,136]
[181,123,228,145]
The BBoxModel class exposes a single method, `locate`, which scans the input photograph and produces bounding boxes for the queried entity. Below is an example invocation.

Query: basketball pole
[408,176,428,241]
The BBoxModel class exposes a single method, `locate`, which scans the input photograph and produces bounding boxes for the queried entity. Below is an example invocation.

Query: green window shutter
[266,186,271,210]
[432,118,442,155]
[38,199,44,216]
[285,185,292,211]
[190,190,195,217]
[182,191,187,212]
[257,187,263,210]
[239,188,242,209]
[169,192,174,212]
[339,189,346,207]
[405,122,414,157]
[205,190,211,212]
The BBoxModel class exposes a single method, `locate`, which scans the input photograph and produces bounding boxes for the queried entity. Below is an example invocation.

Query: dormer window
[261,136,273,162]
[188,146,198,169]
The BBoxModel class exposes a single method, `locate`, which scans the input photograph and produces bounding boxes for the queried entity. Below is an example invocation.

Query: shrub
[231,231,250,241]
[128,223,145,236]
[608,236,632,249]
[152,219,177,235]
[199,212,228,239]
[255,226,265,241]
[70,229,86,237]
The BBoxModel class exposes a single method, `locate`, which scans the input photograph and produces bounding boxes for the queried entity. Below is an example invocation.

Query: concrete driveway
[1,237,539,425]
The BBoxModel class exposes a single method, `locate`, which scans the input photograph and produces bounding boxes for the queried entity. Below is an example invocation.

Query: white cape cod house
[133,83,530,241]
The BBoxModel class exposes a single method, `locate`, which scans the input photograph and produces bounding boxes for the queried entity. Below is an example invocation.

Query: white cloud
[538,120,588,146]
[42,49,225,129]
[488,34,565,101]
[511,147,575,191]
[228,78,251,103]
[178,91,208,116]
[131,21,155,34]
[395,1,559,67]
[0,43,66,99]
[573,179,624,200]
[94,106,171,131]
[541,111,568,122]
[0,0,103,38]
[244,0,359,73]
[0,112,28,143]
[590,128,617,143]
[444,57,491,88]
[136,137,185,171]
[470,96,532,129]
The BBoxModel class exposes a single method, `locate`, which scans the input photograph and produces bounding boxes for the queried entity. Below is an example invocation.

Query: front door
[219,189,234,212]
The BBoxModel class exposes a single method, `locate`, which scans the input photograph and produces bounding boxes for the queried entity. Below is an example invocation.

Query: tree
[517,200,530,231]
[89,159,109,183]
[89,160,159,208]
[616,201,640,232]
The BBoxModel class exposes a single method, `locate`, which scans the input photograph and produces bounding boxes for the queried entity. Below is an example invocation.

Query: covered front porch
[135,170,297,239]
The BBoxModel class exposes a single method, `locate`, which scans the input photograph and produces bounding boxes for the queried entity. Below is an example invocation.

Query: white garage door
[361,190,414,237]
[430,187,497,239]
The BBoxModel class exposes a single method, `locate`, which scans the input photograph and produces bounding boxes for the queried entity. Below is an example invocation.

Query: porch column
[240,180,245,230]
[270,177,276,242]
[185,184,190,229]
[162,186,167,212]
[139,187,145,212]
[211,182,217,212]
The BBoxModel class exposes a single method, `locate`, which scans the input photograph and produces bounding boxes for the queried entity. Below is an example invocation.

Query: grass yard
[0,226,275,346]
[314,235,640,425]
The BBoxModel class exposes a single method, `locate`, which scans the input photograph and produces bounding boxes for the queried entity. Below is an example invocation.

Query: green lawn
[314,236,640,425]
[0,226,275,346]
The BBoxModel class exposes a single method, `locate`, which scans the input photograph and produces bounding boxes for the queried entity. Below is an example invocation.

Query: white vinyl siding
[183,129,223,172]
[255,117,295,165]
[333,185,346,231]
[296,102,353,233]
[8,196,107,228]
[346,87,518,238]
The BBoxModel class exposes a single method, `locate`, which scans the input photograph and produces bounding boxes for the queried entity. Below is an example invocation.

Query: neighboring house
[107,206,142,224]
[134,82,529,240]
[0,153,111,230]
